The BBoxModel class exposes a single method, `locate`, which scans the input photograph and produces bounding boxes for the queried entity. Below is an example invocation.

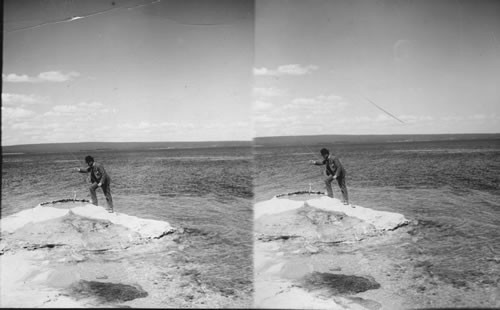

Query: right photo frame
[252,0,500,309]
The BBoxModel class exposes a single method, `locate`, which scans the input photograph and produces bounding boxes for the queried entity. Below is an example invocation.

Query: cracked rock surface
[1,203,250,308]
[254,196,410,309]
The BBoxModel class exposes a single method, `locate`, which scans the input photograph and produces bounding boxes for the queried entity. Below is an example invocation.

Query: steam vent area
[0,202,245,308]
[254,196,414,309]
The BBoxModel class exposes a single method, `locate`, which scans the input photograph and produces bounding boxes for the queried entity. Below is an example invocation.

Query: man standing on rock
[309,148,350,205]
[75,155,114,213]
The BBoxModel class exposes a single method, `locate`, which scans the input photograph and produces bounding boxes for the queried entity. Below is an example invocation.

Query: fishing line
[61,143,87,200]
[4,0,162,34]
[296,138,325,193]
[296,138,318,157]
[361,95,405,124]
[64,147,81,163]
[272,121,324,197]
[293,89,405,199]
[4,0,236,35]
[329,85,406,125]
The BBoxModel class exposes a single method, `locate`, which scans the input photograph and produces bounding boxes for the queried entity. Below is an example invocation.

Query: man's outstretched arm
[309,159,325,165]
[75,167,90,173]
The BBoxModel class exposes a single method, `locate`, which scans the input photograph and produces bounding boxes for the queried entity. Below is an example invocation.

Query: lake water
[254,137,500,307]
[3,137,500,307]
[1,146,253,298]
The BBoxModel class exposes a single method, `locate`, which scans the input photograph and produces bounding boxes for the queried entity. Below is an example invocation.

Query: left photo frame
[1,0,255,307]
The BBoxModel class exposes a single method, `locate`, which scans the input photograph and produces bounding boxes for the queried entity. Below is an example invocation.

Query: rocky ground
[254,196,500,309]
[254,196,411,309]
[0,204,252,308]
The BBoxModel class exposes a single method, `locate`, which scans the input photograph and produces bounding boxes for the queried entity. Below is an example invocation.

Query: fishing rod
[297,137,325,194]
[360,95,405,124]
[295,136,318,157]
[61,143,88,201]
[267,130,323,196]
[296,91,402,198]
[5,0,162,34]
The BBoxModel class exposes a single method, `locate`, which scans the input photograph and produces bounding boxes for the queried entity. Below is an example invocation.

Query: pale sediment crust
[255,196,409,231]
[1,203,175,238]
[254,196,411,309]
[0,204,250,308]
[0,204,176,308]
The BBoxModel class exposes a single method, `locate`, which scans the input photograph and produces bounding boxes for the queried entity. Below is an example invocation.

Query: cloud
[78,101,104,108]
[53,105,79,113]
[1,106,35,120]
[254,106,422,137]
[290,98,316,105]
[278,64,318,75]
[253,93,349,137]
[3,116,252,145]
[375,114,393,122]
[393,39,418,62]
[104,120,252,141]
[38,71,80,82]
[203,122,250,130]
[253,68,274,76]
[254,113,298,125]
[399,115,434,123]
[2,93,47,105]
[117,121,196,131]
[254,114,272,124]
[1,74,31,82]
[43,101,109,116]
[441,115,464,122]
[253,64,318,76]
[117,120,251,133]
[440,114,499,122]
[253,87,285,97]
[254,100,274,112]
[287,94,347,110]
[11,122,36,130]
[2,71,80,83]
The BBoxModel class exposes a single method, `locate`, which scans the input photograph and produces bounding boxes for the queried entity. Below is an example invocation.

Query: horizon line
[3,133,500,148]
[1,140,253,148]
[254,132,500,139]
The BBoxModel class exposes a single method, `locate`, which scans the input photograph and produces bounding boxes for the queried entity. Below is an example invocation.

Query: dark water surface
[2,146,253,296]
[254,138,500,306]
[3,138,500,306]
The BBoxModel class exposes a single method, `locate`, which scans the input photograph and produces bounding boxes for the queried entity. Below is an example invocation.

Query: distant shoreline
[2,134,499,154]
[1,141,252,154]
[254,133,500,147]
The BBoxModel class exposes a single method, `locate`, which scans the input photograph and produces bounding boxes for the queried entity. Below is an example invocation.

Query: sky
[3,1,500,146]
[2,0,254,145]
[253,0,500,137]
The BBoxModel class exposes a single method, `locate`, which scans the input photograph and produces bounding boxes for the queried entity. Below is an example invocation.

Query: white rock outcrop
[255,196,408,231]
[1,203,175,238]
[254,196,410,309]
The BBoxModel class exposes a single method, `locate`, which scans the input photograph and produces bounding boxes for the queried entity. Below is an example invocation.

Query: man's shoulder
[328,155,341,165]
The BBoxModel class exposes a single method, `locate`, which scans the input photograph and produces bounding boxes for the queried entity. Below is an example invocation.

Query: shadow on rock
[345,296,382,310]
[301,272,381,295]
[255,205,379,244]
[69,280,148,303]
